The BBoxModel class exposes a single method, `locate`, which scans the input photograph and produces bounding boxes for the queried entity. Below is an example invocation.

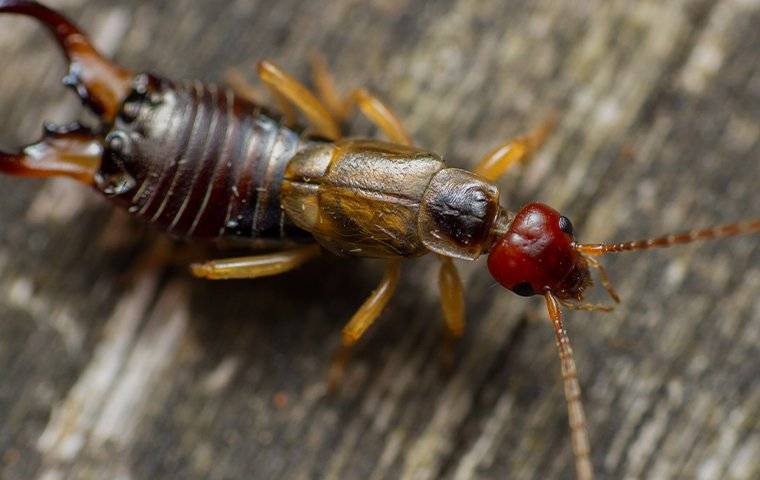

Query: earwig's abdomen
[96,74,312,241]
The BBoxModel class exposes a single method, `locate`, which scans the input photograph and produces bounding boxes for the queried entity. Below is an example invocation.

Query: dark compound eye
[511,282,535,297]
[559,215,574,236]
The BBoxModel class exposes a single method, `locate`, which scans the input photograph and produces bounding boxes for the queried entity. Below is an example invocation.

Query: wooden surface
[1,0,758,479]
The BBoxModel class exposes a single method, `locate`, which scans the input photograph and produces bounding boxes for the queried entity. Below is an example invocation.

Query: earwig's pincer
[0,0,131,184]
[0,122,103,183]
[0,0,132,119]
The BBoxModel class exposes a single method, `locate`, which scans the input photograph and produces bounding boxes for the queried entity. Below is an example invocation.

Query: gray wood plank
[0,0,758,479]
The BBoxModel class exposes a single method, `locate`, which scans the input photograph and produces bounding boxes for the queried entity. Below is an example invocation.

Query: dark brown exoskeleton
[2,3,759,479]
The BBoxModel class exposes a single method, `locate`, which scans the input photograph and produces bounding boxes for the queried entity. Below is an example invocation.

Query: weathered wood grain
[0,0,758,479]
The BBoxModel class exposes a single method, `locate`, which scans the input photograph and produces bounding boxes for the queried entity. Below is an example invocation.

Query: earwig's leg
[473,114,558,181]
[438,256,465,367]
[0,124,102,184]
[309,52,349,122]
[329,260,402,389]
[224,68,274,108]
[312,61,456,369]
[226,67,299,127]
[257,60,341,140]
[544,292,594,480]
[583,255,620,303]
[309,57,414,379]
[190,244,321,280]
[343,89,413,145]
[309,53,412,145]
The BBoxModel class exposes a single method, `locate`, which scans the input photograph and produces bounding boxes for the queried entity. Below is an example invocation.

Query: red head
[488,203,591,299]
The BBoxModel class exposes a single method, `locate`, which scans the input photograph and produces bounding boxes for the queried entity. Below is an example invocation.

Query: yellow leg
[473,114,558,181]
[224,69,266,105]
[329,260,401,388]
[312,56,464,370]
[438,256,465,366]
[190,244,321,280]
[309,52,348,122]
[224,68,301,128]
[344,89,413,145]
[310,53,412,145]
[257,60,341,140]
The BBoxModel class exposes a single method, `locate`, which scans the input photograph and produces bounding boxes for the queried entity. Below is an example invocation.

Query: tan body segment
[281,139,445,258]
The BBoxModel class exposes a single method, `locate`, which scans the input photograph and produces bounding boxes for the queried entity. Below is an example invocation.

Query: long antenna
[575,219,760,256]
[544,292,594,480]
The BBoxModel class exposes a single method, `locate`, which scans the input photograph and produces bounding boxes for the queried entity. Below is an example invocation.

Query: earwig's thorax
[417,168,503,260]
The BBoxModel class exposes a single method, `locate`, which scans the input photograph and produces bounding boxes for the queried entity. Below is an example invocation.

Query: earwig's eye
[512,282,535,297]
[559,216,574,236]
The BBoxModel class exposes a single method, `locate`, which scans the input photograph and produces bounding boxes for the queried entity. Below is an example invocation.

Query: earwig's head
[487,202,591,299]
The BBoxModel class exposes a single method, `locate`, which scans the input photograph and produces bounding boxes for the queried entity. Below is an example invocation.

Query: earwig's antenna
[544,292,594,480]
[575,219,760,256]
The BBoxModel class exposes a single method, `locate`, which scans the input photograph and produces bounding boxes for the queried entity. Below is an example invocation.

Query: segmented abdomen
[100,75,313,241]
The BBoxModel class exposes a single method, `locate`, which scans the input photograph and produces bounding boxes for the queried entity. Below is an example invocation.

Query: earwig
[1,2,758,479]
